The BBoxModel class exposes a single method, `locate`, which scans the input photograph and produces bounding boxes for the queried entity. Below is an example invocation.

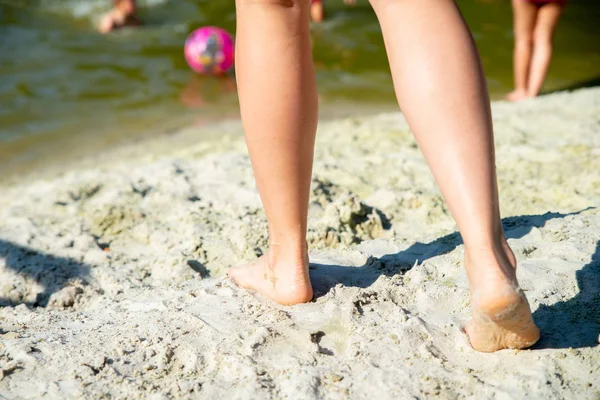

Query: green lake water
[1,0,599,177]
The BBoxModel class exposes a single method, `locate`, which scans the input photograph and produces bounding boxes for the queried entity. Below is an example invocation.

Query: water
[1,0,599,177]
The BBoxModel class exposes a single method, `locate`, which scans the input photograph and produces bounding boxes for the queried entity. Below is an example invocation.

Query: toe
[227,265,249,288]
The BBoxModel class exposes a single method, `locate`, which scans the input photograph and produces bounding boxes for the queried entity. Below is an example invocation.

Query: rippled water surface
[1,0,599,176]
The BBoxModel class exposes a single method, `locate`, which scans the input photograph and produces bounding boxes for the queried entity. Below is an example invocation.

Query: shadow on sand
[0,239,92,307]
[309,208,598,350]
[532,240,600,350]
[2,208,597,349]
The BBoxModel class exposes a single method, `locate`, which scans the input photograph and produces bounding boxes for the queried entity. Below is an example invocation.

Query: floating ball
[184,26,234,75]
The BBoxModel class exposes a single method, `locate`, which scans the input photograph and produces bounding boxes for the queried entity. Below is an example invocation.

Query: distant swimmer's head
[114,0,137,15]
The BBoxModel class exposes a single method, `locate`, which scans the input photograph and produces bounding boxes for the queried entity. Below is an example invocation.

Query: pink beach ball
[184,27,235,75]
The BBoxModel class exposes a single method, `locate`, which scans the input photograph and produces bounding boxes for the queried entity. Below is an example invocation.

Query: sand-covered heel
[466,289,541,352]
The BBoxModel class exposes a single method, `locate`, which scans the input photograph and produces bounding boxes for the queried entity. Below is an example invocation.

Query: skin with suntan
[506,0,565,101]
[228,0,540,352]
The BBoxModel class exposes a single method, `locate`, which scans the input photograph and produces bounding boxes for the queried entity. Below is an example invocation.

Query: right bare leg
[228,0,317,305]
[526,2,564,96]
[369,0,539,352]
[506,0,537,101]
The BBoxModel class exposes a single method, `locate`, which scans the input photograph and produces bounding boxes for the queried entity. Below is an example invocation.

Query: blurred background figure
[311,0,357,23]
[99,0,141,33]
[506,0,566,101]
[310,0,324,23]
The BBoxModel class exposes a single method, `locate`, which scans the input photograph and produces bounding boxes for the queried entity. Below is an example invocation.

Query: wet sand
[0,88,599,398]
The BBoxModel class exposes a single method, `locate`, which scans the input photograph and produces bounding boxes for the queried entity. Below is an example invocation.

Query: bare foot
[228,254,313,306]
[464,249,540,352]
[465,286,540,352]
[505,89,530,102]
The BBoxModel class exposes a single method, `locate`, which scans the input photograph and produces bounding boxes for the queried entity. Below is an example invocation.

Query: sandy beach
[0,88,599,399]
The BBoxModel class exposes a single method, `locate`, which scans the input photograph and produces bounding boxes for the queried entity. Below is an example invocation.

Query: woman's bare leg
[527,2,563,96]
[369,0,539,352]
[506,0,538,101]
[228,0,316,305]
[310,1,324,22]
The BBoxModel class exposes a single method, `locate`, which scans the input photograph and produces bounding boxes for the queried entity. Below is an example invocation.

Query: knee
[515,32,534,49]
[532,29,552,49]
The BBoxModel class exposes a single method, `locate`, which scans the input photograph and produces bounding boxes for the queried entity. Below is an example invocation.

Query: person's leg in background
[311,0,325,23]
[228,0,317,306]
[526,2,564,97]
[506,0,538,101]
[368,0,540,352]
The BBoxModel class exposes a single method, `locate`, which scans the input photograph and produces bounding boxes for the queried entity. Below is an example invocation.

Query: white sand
[0,88,599,399]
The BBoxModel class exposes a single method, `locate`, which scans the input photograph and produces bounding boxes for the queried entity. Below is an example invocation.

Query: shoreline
[0,99,398,186]
[0,88,599,398]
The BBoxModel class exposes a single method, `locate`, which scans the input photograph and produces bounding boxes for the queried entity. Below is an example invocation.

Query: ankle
[267,240,308,268]
[265,246,311,290]
[526,90,538,98]
[465,243,513,267]
[464,239,517,280]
